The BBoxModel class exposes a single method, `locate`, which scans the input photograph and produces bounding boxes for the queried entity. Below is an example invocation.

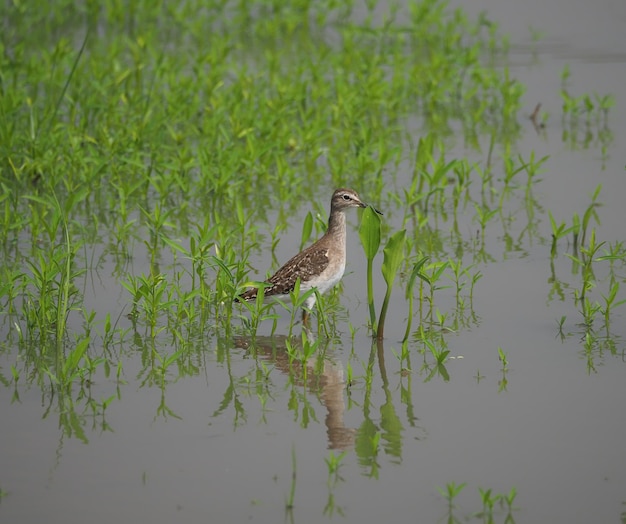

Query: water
[2,1,626,523]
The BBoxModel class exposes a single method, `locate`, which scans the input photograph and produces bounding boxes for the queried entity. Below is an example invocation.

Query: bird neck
[327,209,346,238]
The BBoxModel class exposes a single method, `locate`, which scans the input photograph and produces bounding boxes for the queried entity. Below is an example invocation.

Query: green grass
[0,0,623,455]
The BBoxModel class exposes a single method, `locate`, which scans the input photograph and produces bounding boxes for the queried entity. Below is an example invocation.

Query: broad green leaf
[381,230,406,287]
[359,206,381,261]
[377,229,406,339]
[405,256,429,299]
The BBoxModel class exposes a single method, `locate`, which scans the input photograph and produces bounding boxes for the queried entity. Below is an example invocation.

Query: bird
[238,188,382,325]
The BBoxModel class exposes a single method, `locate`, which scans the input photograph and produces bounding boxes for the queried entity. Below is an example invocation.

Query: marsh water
[2,1,626,523]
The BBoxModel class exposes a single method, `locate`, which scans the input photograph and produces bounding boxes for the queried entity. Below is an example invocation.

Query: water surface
[1,1,626,523]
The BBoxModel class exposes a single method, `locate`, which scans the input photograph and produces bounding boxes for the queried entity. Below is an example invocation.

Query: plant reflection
[233,329,356,451]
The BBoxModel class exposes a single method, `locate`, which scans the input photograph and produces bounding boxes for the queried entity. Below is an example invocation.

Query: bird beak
[359,198,382,215]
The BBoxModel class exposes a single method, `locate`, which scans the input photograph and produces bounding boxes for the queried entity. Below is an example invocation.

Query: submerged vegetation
[1,0,535,386]
[0,0,624,521]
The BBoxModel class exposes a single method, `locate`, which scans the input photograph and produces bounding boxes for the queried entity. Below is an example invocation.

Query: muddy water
[2,1,626,523]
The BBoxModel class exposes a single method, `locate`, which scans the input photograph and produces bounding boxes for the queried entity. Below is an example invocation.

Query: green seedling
[469,270,482,306]
[561,89,584,119]
[282,279,317,336]
[211,245,250,310]
[54,336,90,389]
[121,273,174,339]
[285,329,319,380]
[390,342,411,372]
[424,335,450,366]
[359,205,382,331]
[501,151,527,193]
[498,347,509,371]
[501,486,518,512]
[434,309,451,330]
[417,326,451,382]
[346,361,353,388]
[478,487,497,519]
[561,64,571,89]
[420,155,459,214]
[451,159,472,220]
[595,93,615,112]
[237,283,277,337]
[445,258,475,306]
[21,192,85,347]
[139,203,175,269]
[153,349,185,382]
[10,364,20,385]
[580,185,603,248]
[498,347,510,392]
[423,261,450,318]
[324,451,347,487]
[576,293,602,328]
[402,256,429,343]
[548,211,577,256]
[599,281,626,330]
[474,202,498,233]
[437,481,467,510]
[521,151,548,192]
[377,229,406,340]
[596,241,626,265]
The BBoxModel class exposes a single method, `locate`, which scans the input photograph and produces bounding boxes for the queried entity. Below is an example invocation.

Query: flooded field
[1,1,625,523]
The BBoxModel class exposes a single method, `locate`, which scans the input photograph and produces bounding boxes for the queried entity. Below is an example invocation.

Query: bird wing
[266,245,330,295]
[240,245,329,300]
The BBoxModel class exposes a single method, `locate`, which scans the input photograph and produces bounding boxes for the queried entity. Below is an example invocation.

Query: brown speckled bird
[238,188,382,324]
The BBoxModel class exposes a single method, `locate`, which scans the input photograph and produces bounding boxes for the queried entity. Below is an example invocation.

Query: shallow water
[2,1,626,523]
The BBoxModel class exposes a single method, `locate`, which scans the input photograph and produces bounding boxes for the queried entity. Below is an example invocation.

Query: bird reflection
[234,329,355,451]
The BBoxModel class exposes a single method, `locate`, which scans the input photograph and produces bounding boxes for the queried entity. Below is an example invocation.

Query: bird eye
[342,194,351,201]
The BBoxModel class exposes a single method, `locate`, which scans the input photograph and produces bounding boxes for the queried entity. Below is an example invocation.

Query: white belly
[305,260,346,296]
